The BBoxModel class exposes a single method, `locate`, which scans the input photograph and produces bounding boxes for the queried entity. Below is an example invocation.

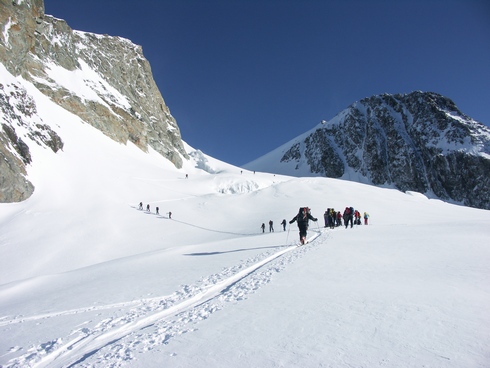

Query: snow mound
[214,176,260,194]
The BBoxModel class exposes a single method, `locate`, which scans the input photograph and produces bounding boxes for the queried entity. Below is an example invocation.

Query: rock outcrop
[246,91,490,210]
[0,0,188,202]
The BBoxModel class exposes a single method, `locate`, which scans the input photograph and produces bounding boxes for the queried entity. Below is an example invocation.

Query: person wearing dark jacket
[343,207,354,228]
[289,207,318,245]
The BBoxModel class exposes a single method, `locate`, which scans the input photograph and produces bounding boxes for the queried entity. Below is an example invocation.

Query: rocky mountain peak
[0,0,188,202]
[246,91,490,210]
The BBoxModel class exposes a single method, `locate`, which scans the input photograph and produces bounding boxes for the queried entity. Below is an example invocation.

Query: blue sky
[44,0,490,166]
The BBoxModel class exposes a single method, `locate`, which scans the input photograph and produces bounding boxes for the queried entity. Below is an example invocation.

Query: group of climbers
[323,207,369,229]
[266,206,370,245]
[138,202,171,219]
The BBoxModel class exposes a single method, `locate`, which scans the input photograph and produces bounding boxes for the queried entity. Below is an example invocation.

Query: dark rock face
[278,91,490,209]
[0,0,189,202]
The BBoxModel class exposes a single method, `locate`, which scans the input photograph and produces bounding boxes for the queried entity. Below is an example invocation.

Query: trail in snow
[131,206,259,236]
[5,230,325,368]
[171,218,259,236]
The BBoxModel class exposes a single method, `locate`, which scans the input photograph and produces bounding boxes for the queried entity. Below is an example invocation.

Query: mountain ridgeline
[245,92,490,210]
[0,0,187,202]
[1,2,489,210]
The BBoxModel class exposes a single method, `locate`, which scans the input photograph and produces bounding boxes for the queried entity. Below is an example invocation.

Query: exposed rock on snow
[0,0,188,202]
[188,149,219,174]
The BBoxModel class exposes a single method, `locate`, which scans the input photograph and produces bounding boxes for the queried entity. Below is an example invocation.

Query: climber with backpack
[343,206,354,228]
[354,210,361,225]
[289,207,318,245]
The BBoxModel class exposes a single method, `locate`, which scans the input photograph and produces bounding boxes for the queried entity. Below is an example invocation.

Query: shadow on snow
[184,245,285,256]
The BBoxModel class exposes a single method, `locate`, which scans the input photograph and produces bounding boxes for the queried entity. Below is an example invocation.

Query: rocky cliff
[245,91,490,210]
[0,0,188,202]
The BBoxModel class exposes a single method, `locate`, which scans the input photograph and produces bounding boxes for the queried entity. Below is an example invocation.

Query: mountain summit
[0,0,188,202]
[244,91,490,210]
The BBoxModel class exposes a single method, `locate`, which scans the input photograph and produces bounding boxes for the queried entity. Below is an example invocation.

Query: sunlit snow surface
[1,68,489,368]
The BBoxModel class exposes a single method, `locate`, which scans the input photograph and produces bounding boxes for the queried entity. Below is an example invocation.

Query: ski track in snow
[3,230,325,368]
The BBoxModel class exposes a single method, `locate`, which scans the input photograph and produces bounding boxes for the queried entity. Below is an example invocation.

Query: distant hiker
[329,208,336,229]
[289,207,318,245]
[343,207,353,228]
[138,202,143,210]
[324,210,329,228]
[156,207,159,215]
[185,174,188,179]
[354,210,361,225]
[146,204,150,212]
[168,211,172,219]
[364,212,370,225]
[269,220,274,232]
[261,223,265,233]
[336,211,342,227]
[281,219,287,231]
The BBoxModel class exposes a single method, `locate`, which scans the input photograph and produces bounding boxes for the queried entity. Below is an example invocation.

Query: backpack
[297,207,309,224]
[349,207,354,216]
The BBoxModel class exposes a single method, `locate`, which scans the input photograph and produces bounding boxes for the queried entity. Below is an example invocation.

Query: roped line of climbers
[138,202,171,219]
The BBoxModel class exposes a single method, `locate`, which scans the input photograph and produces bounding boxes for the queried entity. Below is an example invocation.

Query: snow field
[0,86,489,366]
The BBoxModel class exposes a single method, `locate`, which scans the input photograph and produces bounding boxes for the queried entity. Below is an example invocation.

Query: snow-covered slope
[0,78,489,367]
